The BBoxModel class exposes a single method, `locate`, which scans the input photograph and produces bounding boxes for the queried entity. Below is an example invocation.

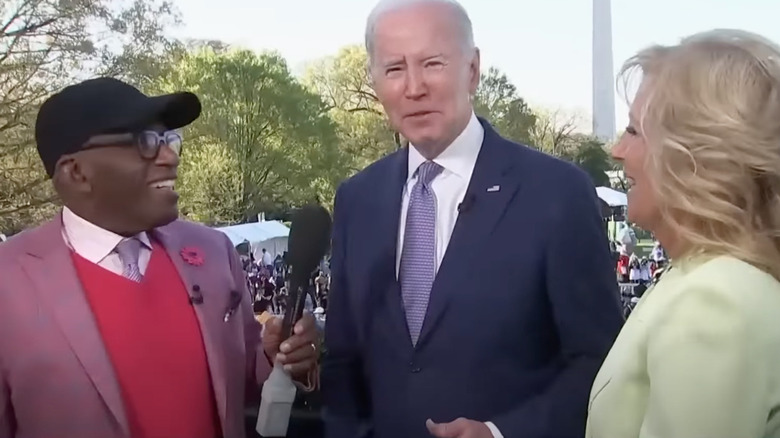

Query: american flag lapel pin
[487,185,500,192]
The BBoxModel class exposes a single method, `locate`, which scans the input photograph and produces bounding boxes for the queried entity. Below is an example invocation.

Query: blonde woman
[586,29,780,438]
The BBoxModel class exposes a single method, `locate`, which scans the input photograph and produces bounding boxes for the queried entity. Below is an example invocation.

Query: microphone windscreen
[287,204,332,278]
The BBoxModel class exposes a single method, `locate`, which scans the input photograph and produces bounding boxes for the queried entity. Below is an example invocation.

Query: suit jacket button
[411,367,421,373]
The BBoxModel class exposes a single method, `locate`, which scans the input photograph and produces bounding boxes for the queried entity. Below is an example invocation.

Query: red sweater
[73,242,220,438]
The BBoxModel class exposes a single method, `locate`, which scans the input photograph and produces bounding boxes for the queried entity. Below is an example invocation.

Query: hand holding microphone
[256,203,332,437]
[261,314,317,376]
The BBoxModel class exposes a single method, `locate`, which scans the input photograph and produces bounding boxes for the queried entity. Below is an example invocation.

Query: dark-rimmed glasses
[82,130,183,160]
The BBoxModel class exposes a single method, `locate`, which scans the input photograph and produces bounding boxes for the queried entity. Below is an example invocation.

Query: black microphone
[257,203,332,437]
[281,204,332,340]
[458,194,475,213]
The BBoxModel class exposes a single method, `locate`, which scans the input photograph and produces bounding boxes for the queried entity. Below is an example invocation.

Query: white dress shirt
[395,113,505,438]
[61,207,152,276]
[396,112,484,274]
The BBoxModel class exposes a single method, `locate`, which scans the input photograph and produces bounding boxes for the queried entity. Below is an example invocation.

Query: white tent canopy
[596,186,628,207]
[214,221,289,260]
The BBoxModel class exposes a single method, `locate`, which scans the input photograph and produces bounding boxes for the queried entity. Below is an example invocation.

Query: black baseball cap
[34,77,202,177]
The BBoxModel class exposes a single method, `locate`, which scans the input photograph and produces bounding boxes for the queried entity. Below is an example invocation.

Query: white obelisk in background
[592,0,616,142]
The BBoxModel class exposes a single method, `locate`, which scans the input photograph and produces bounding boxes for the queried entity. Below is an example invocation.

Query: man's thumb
[426,419,462,437]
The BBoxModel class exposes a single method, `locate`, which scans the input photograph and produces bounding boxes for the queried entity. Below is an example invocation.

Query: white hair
[364,0,475,66]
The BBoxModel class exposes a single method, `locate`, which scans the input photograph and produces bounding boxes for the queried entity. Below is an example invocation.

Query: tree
[177,141,243,225]
[149,48,347,224]
[529,109,580,157]
[528,109,612,186]
[610,159,628,191]
[304,45,399,172]
[564,135,612,187]
[0,0,181,231]
[473,67,536,145]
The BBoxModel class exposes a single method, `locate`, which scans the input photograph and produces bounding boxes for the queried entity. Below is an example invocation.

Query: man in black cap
[0,78,320,438]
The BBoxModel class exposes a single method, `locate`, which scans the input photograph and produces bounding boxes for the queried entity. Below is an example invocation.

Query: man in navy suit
[321,1,624,437]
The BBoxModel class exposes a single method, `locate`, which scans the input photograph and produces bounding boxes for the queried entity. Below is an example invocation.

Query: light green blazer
[586,255,780,438]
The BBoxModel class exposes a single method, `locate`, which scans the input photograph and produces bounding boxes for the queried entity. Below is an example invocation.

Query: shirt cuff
[485,421,503,438]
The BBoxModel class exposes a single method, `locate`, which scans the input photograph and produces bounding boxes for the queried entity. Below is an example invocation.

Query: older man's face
[370,3,479,155]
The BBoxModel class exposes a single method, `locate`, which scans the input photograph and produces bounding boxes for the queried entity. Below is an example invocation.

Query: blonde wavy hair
[619,29,780,279]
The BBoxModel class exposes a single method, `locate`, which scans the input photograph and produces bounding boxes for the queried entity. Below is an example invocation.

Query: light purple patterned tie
[115,238,143,282]
[400,161,443,345]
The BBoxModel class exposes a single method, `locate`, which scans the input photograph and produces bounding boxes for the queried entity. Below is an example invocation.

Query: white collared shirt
[61,207,152,276]
[396,112,484,274]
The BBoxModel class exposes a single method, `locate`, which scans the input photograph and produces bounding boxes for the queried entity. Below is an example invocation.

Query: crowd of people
[240,249,331,318]
[610,225,668,317]
[246,225,664,322]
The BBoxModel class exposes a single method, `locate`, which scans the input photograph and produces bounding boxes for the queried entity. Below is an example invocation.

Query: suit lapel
[417,121,522,346]
[373,148,413,349]
[153,226,229,436]
[21,216,130,437]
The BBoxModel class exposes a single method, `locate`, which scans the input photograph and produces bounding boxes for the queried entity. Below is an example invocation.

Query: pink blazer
[0,215,271,438]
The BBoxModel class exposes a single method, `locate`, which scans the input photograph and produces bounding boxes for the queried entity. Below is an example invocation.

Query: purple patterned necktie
[115,238,143,282]
[400,161,443,345]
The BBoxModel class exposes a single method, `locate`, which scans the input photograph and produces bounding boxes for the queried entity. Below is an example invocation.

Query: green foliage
[303,45,399,171]
[473,67,537,145]
[0,0,180,232]
[0,4,616,232]
[177,141,243,225]
[148,48,348,224]
[528,110,613,187]
[0,145,59,233]
[563,135,612,187]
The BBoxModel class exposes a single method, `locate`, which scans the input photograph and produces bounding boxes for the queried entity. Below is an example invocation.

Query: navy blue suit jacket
[322,119,624,438]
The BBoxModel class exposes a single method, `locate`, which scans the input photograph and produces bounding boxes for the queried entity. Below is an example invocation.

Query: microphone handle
[281,273,309,341]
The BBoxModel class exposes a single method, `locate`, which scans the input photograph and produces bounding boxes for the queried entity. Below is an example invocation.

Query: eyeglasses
[82,130,183,160]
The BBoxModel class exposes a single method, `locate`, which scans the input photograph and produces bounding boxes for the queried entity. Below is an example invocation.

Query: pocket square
[487,185,500,192]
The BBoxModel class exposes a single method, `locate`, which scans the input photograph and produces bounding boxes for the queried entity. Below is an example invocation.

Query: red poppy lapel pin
[180,246,205,266]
